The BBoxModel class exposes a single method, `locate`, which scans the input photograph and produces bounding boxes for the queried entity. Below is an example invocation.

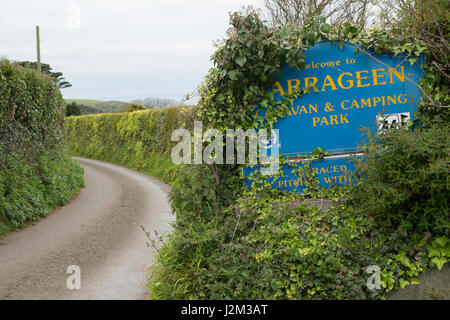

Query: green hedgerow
[349,115,449,235]
[0,60,84,233]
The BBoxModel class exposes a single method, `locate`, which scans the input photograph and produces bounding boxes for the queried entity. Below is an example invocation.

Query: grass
[0,219,13,238]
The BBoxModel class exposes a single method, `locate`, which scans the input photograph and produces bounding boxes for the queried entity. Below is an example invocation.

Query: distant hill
[65,99,130,113]
[79,105,102,115]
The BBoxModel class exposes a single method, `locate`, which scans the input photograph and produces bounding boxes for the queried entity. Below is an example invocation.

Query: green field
[65,99,129,113]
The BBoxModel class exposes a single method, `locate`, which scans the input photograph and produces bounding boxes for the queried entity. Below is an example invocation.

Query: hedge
[0,60,83,234]
[64,106,196,185]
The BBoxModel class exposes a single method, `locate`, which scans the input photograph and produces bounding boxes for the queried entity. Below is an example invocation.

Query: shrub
[149,180,442,300]
[0,60,65,153]
[0,147,84,228]
[64,106,197,185]
[0,60,83,232]
[66,101,81,116]
[349,115,449,235]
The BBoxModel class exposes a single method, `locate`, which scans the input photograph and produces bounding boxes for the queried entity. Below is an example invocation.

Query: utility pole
[36,26,41,73]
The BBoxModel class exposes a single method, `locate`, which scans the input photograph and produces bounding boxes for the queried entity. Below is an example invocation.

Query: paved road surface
[0,158,174,300]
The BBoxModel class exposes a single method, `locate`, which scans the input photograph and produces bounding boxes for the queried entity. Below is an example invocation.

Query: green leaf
[399,278,409,288]
[320,23,330,34]
[428,247,441,258]
[236,56,247,67]
[228,70,239,80]
[258,50,264,59]
[431,257,447,271]
[434,237,448,248]
[338,40,344,50]
[409,58,417,66]
[406,119,413,129]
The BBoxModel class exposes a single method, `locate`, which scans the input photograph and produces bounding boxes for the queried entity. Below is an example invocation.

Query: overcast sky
[0,0,263,102]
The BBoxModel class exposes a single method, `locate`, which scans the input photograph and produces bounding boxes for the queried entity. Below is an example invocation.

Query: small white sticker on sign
[376,112,411,132]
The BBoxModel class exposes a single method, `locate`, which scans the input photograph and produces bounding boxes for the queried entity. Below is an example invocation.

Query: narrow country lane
[0,158,174,300]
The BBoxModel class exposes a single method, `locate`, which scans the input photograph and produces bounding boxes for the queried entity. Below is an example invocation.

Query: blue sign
[258,41,424,155]
[244,155,360,193]
[244,41,424,193]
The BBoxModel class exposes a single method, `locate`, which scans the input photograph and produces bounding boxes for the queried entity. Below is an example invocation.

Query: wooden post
[36,26,41,73]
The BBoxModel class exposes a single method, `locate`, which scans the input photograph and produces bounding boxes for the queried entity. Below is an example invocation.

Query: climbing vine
[199,12,446,138]
[195,10,448,201]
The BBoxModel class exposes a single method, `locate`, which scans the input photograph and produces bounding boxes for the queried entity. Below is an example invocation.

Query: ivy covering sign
[263,40,424,155]
[246,40,424,192]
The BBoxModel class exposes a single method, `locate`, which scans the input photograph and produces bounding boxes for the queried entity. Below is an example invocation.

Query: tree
[263,0,373,28]
[131,97,179,109]
[117,103,146,113]
[126,103,145,112]
[377,0,449,91]
[15,61,72,89]
[66,102,81,117]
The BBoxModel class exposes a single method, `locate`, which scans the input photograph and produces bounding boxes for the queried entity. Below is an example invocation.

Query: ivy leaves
[228,70,241,81]
[0,60,65,155]
[201,12,334,135]
[427,237,449,271]
[320,22,330,34]
[235,56,247,67]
